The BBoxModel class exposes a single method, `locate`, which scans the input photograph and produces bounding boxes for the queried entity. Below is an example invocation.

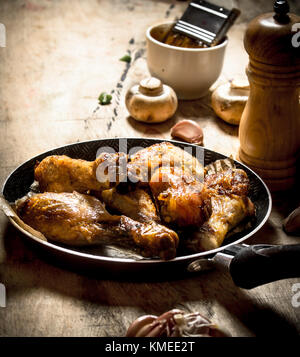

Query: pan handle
[222,244,300,289]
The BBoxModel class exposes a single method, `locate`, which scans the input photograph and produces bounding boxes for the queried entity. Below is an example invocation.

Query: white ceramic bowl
[146,22,228,100]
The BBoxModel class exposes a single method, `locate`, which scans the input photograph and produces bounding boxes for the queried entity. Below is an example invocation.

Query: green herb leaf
[98,92,112,105]
[119,54,131,63]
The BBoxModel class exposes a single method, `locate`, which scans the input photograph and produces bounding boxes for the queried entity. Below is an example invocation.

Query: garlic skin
[125,77,178,123]
[171,120,203,145]
[126,309,224,337]
[126,315,158,337]
[211,78,249,125]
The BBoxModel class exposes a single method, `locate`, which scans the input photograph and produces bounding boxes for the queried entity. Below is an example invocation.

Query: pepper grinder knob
[273,0,290,23]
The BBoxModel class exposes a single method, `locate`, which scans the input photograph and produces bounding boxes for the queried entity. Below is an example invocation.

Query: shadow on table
[126,115,176,137]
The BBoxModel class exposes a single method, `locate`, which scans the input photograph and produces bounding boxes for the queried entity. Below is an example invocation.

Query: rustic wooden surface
[0,0,299,337]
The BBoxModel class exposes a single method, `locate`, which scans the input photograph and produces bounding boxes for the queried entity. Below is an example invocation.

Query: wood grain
[0,0,300,337]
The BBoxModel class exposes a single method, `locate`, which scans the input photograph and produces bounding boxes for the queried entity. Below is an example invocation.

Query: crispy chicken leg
[128,142,204,185]
[184,169,255,252]
[35,143,204,193]
[31,143,255,255]
[34,142,207,229]
[149,167,211,228]
[34,152,127,193]
[127,142,208,228]
[16,192,179,260]
[185,194,255,251]
[101,187,160,223]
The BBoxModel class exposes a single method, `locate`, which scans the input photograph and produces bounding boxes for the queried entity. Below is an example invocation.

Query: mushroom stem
[139,77,163,96]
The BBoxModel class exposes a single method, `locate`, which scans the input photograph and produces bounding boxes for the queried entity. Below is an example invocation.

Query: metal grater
[173,0,240,46]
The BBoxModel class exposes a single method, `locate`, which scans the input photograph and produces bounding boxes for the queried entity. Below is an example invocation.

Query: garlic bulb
[126,309,224,337]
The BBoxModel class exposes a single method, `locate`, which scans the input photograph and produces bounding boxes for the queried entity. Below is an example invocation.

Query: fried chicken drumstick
[128,142,209,228]
[149,166,210,228]
[35,152,127,193]
[16,192,179,260]
[30,142,255,256]
[127,141,204,184]
[34,142,208,228]
[184,168,255,252]
[101,187,160,223]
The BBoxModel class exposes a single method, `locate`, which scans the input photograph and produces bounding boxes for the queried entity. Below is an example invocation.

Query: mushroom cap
[125,77,178,123]
[211,80,249,125]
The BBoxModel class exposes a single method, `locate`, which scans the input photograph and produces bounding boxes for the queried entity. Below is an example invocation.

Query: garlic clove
[171,120,204,145]
[126,309,225,337]
[126,315,157,337]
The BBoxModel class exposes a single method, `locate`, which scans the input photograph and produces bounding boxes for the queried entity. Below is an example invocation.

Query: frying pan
[2,138,300,289]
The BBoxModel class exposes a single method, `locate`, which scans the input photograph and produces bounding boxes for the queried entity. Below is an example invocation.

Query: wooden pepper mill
[239,0,300,191]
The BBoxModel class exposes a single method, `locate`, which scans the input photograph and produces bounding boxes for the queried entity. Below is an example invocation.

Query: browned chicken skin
[35,152,127,193]
[204,168,250,196]
[16,192,178,260]
[101,187,160,223]
[185,169,255,252]
[127,143,208,228]
[149,167,210,228]
[127,142,204,185]
[185,194,255,251]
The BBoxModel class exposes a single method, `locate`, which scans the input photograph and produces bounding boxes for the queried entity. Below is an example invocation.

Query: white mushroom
[211,77,250,125]
[125,77,178,123]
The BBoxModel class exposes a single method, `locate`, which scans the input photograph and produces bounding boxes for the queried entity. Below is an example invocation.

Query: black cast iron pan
[2,138,300,288]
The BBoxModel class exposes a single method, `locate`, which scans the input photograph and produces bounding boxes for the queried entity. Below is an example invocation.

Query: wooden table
[0,0,299,337]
